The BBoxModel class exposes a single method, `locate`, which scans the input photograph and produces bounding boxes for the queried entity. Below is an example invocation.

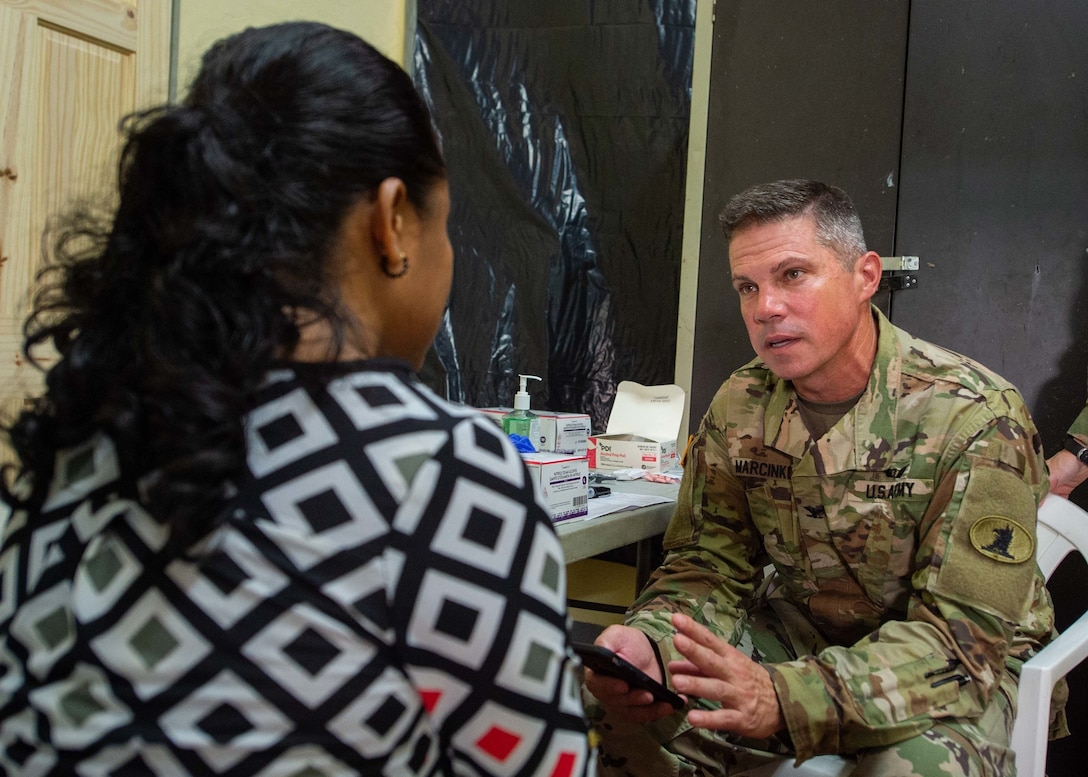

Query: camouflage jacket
[1067,401,1088,447]
[627,307,1056,760]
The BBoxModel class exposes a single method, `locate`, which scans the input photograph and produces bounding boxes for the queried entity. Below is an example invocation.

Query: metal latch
[879,256,919,292]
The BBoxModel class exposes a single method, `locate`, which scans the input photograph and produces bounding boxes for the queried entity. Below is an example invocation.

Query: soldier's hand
[1047,449,1088,499]
[668,612,785,738]
[582,625,678,724]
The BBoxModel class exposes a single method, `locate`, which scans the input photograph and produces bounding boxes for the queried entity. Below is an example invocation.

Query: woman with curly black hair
[0,22,590,776]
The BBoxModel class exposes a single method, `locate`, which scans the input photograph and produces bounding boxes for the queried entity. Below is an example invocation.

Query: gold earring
[381,251,409,278]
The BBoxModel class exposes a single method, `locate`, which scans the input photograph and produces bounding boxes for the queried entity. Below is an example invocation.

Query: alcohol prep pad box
[588,381,685,472]
[522,452,589,522]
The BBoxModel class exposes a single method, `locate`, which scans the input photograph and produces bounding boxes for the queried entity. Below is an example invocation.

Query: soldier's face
[729,215,880,402]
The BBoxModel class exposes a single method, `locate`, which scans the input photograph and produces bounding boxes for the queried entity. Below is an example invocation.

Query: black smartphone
[573,642,685,709]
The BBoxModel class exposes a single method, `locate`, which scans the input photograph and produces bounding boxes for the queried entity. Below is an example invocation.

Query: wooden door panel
[0,0,168,462]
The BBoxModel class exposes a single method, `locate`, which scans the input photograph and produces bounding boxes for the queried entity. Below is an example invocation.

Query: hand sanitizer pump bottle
[502,374,542,445]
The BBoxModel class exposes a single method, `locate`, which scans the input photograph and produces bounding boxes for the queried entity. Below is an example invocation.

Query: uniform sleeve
[389,416,592,777]
[625,402,767,669]
[769,394,1053,760]
[1067,400,1088,447]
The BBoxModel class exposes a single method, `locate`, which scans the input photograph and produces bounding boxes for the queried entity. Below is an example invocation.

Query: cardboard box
[588,381,685,472]
[478,407,509,428]
[478,407,590,456]
[522,452,589,522]
[536,411,591,456]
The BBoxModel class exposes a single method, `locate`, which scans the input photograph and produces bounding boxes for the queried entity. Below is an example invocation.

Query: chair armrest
[1011,610,1088,777]
[1021,610,1088,679]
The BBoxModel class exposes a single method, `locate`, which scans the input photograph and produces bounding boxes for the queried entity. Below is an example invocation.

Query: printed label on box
[522,452,589,522]
[537,411,591,456]
[588,381,684,472]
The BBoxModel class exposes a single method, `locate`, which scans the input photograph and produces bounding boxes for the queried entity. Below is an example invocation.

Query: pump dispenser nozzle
[513,374,541,410]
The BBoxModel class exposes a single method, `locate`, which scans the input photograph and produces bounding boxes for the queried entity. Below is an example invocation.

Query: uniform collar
[765,305,903,473]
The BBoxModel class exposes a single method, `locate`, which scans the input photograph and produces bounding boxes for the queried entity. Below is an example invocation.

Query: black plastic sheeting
[413,0,695,431]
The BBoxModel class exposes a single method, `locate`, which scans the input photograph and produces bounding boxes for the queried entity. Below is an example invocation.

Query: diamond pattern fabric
[0,359,590,775]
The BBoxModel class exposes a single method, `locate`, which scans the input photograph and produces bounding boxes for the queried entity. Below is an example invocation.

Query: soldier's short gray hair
[718,179,867,271]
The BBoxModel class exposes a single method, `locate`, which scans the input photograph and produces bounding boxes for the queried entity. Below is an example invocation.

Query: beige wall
[175,0,408,95]
[673,0,713,437]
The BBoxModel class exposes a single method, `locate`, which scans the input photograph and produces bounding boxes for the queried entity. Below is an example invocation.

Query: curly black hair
[1,22,446,548]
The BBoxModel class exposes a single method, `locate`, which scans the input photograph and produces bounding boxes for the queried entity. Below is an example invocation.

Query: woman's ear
[371,177,409,261]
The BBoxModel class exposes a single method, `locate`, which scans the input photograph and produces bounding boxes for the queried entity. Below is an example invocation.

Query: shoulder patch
[969,516,1034,564]
[931,463,1039,623]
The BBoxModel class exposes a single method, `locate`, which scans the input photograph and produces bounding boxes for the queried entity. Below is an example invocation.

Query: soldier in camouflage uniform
[1047,402,1088,497]
[584,179,1065,776]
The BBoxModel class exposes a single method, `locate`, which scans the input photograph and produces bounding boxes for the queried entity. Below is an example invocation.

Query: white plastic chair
[1010,495,1088,777]
[738,494,1088,777]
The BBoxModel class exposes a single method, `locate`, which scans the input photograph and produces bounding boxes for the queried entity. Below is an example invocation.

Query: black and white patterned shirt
[0,359,591,776]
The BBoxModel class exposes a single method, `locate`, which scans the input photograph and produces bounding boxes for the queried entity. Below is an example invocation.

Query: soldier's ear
[856,251,882,298]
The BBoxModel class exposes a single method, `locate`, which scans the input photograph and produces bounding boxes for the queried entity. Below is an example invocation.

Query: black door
[694,3,1088,771]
